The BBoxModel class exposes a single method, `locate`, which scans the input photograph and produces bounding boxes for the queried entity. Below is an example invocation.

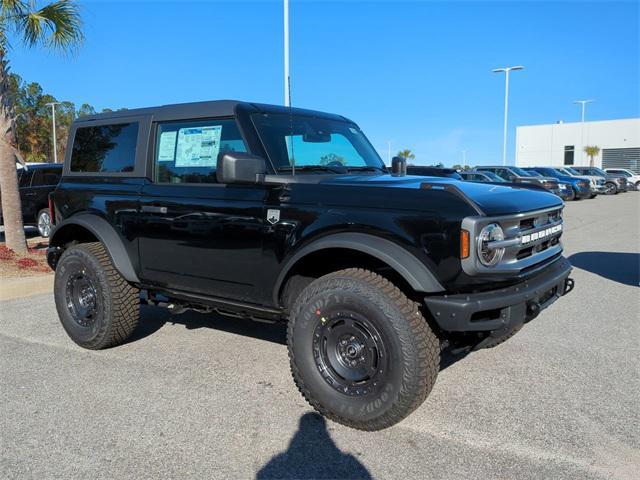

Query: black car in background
[472,165,562,195]
[459,170,571,200]
[0,163,62,237]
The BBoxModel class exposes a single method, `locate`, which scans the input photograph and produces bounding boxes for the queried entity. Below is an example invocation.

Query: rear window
[70,123,139,173]
[32,168,61,186]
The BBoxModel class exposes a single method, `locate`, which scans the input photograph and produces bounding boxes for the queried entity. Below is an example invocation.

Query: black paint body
[48,101,571,332]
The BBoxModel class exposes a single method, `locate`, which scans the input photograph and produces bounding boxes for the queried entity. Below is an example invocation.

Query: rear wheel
[36,208,52,238]
[54,242,139,349]
[287,268,440,431]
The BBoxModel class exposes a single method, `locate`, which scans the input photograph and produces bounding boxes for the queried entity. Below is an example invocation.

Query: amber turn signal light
[460,229,470,259]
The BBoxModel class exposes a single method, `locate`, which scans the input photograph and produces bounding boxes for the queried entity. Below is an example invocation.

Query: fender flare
[49,214,140,283]
[273,232,444,304]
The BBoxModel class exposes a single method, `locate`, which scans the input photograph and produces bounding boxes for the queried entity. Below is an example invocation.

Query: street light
[45,102,61,163]
[493,65,524,165]
[574,99,594,164]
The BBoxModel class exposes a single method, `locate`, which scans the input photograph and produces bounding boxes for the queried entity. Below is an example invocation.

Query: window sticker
[175,125,222,168]
[158,131,177,161]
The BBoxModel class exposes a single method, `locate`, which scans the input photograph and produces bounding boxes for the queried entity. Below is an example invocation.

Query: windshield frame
[250,112,386,174]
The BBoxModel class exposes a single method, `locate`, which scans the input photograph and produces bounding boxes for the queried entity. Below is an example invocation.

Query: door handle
[141,205,167,214]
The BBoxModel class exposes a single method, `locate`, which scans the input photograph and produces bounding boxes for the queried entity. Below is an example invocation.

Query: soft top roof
[74,100,350,124]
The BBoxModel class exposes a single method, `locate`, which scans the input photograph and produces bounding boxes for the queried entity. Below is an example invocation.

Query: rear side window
[32,168,61,186]
[154,118,247,184]
[70,123,139,173]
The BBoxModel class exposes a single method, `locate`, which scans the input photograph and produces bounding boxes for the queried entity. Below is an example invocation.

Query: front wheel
[36,208,52,238]
[287,268,440,431]
[54,242,140,349]
[604,182,617,195]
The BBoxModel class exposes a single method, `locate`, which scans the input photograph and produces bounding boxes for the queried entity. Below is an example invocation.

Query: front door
[137,117,267,303]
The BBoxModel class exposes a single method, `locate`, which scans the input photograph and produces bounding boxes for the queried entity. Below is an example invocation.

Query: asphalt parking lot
[1,193,638,480]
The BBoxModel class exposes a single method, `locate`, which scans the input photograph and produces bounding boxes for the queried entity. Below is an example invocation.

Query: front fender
[273,232,445,304]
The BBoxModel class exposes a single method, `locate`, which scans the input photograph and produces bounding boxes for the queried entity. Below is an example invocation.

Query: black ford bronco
[47,101,574,431]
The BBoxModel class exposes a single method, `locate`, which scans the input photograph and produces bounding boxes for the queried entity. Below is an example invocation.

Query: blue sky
[11,0,639,166]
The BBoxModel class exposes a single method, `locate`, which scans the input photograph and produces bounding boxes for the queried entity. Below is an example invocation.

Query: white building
[515,118,640,172]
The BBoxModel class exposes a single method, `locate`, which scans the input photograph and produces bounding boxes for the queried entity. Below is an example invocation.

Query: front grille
[461,206,564,276]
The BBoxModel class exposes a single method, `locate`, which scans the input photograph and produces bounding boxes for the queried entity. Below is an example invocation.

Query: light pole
[387,140,392,164]
[45,102,61,163]
[283,0,290,107]
[574,99,594,164]
[462,149,467,169]
[493,65,524,165]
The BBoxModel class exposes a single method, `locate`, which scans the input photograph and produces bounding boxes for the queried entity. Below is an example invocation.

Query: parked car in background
[604,168,640,189]
[406,165,462,179]
[459,170,571,200]
[523,167,593,200]
[556,166,608,196]
[0,163,62,237]
[472,166,562,196]
[571,166,628,194]
[515,169,574,200]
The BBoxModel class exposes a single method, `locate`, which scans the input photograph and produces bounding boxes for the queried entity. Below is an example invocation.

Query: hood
[316,174,562,216]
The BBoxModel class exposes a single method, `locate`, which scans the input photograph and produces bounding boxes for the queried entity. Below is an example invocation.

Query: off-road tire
[287,268,440,431]
[54,242,139,349]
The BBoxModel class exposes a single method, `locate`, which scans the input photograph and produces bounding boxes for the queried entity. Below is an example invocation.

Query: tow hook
[563,278,575,296]
[526,301,541,320]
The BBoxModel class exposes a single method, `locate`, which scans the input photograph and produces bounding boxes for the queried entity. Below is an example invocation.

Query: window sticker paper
[158,131,177,161]
[175,126,222,167]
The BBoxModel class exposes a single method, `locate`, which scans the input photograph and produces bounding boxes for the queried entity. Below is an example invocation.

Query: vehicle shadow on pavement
[128,305,287,345]
[569,251,640,287]
[256,412,372,480]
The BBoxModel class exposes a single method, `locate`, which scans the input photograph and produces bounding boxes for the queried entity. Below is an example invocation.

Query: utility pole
[493,66,524,165]
[574,99,594,164]
[284,0,290,107]
[45,102,61,163]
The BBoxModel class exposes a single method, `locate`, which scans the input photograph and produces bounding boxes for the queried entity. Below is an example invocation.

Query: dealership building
[515,118,640,172]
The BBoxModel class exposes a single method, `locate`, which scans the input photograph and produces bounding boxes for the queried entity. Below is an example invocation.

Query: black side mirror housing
[217,152,267,184]
[391,156,407,176]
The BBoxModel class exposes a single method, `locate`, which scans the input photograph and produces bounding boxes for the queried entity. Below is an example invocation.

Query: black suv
[0,163,62,237]
[47,101,574,431]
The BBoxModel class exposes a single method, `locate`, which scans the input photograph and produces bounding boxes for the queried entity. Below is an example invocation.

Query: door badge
[267,209,280,225]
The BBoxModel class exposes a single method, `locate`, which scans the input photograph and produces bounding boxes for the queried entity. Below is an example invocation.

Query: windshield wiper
[278,165,346,174]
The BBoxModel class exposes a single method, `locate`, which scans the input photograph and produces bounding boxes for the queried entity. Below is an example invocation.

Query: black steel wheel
[313,311,388,397]
[54,242,139,349]
[288,268,440,431]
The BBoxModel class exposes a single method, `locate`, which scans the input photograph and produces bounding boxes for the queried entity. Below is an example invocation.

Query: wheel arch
[48,214,140,283]
[273,232,444,306]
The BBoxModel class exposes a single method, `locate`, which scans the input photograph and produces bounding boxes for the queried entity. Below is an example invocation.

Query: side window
[18,169,33,188]
[154,118,247,184]
[70,123,139,173]
[496,169,510,180]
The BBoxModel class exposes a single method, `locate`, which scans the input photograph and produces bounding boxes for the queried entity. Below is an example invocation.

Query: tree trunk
[589,155,594,167]
[0,52,27,253]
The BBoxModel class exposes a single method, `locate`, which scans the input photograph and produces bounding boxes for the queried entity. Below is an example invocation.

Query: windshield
[524,169,543,177]
[482,171,505,182]
[589,167,607,176]
[510,166,535,177]
[251,113,385,172]
[561,167,579,175]
[535,168,562,178]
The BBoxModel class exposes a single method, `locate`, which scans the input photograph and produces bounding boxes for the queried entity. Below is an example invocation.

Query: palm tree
[396,149,415,161]
[584,145,600,167]
[1,0,82,253]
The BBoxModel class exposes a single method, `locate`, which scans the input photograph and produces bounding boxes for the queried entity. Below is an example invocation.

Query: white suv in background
[604,169,640,188]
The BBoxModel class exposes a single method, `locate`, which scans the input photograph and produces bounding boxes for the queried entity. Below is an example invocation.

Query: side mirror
[391,156,407,176]
[217,152,267,184]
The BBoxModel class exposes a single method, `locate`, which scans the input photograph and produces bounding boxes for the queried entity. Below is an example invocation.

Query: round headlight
[477,223,505,267]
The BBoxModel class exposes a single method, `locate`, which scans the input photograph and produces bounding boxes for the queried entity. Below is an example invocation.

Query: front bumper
[575,185,592,198]
[424,256,573,332]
